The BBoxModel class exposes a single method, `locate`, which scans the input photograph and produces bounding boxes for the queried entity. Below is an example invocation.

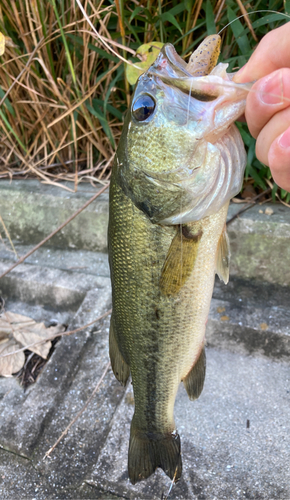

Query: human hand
[234,22,290,192]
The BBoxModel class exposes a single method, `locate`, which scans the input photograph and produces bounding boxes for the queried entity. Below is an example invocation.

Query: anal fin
[183,347,206,401]
[109,318,130,386]
[216,225,230,284]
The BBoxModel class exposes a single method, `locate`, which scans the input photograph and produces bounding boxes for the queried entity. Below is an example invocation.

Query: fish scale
[108,35,250,484]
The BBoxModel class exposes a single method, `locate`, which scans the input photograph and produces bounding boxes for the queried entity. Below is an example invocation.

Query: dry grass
[0,0,126,189]
[0,0,288,199]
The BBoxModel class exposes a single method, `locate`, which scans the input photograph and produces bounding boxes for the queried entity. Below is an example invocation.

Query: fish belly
[108,167,228,483]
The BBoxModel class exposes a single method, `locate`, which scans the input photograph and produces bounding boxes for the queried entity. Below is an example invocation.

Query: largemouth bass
[108,35,250,484]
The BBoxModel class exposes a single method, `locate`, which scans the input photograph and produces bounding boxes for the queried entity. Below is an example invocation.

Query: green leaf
[227,6,251,54]
[160,12,183,34]
[0,87,14,116]
[236,123,253,148]
[251,13,288,29]
[49,0,77,88]
[0,109,27,152]
[92,99,123,121]
[285,0,290,15]
[206,0,216,35]
[248,164,267,189]
[166,3,188,17]
[272,183,278,202]
[104,66,124,115]
[129,6,144,24]
[85,101,115,148]
[280,188,289,199]
[184,0,192,13]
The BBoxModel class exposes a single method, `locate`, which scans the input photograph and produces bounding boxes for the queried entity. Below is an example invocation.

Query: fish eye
[132,94,156,121]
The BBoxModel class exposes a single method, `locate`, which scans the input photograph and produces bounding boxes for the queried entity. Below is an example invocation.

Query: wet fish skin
[108,35,249,484]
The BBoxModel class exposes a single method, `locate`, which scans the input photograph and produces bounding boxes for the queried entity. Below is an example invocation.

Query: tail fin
[128,424,182,484]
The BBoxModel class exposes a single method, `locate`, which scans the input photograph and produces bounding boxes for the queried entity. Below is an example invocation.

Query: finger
[234,23,290,83]
[255,106,290,165]
[245,68,290,138]
[268,127,290,192]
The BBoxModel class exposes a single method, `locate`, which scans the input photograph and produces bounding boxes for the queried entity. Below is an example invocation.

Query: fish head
[117,36,251,224]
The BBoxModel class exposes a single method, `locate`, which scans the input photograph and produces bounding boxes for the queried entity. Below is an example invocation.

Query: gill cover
[118,36,248,224]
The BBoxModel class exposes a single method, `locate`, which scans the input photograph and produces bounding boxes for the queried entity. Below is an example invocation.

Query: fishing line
[217,10,290,36]
[186,76,194,124]
[161,466,179,499]
[77,1,290,107]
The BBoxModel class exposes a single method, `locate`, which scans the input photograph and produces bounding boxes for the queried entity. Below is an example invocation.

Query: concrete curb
[0,180,109,252]
[0,179,289,284]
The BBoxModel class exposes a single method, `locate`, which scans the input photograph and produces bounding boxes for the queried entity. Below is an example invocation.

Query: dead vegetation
[0,1,289,199]
[0,1,123,190]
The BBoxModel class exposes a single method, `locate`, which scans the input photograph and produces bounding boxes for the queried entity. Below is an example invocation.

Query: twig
[43,360,111,459]
[75,0,141,69]
[227,188,271,226]
[265,178,290,207]
[0,309,112,359]
[0,215,19,259]
[235,0,258,42]
[0,183,109,281]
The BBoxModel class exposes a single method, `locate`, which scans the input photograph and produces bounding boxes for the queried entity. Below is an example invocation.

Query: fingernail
[259,71,283,105]
[278,128,290,149]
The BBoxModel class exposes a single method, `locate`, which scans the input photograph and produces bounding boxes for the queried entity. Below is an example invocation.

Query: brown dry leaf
[260,323,268,331]
[217,306,225,313]
[13,322,64,359]
[220,315,230,321]
[0,337,25,377]
[0,311,65,376]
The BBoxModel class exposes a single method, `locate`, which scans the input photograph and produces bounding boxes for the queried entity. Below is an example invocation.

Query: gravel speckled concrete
[89,349,290,500]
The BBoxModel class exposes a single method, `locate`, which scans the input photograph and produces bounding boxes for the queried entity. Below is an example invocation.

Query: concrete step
[0,179,290,284]
[0,242,110,278]
[0,244,288,361]
[0,180,109,252]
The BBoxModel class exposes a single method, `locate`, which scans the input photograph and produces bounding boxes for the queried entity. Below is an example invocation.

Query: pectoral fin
[183,347,206,401]
[160,225,202,296]
[216,225,230,284]
[109,318,130,385]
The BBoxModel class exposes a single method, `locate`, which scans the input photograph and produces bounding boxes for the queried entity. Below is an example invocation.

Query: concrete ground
[0,181,289,499]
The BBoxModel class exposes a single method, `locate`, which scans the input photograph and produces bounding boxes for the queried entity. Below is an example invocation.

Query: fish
[108,34,251,484]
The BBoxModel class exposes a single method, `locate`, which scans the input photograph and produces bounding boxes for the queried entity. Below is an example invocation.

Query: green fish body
[108,36,250,484]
